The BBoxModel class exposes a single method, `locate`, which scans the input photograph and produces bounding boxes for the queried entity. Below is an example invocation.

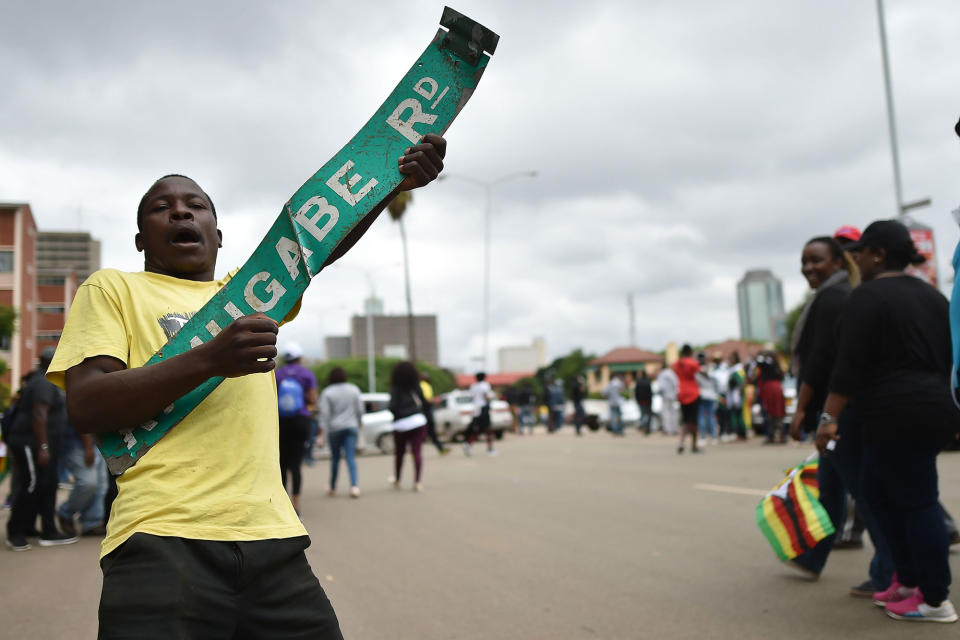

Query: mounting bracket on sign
[439,6,499,64]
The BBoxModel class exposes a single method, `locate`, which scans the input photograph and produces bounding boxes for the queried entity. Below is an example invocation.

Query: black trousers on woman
[279,415,311,496]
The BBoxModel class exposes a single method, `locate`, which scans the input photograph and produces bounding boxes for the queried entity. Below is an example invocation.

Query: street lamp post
[439,170,537,371]
[876,0,931,218]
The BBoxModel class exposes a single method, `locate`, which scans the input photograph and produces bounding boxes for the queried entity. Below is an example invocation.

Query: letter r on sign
[386,98,438,144]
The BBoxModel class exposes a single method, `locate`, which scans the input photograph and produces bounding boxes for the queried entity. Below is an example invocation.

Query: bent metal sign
[100,7,499,474]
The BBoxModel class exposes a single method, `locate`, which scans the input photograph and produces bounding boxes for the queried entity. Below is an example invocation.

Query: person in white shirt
[604,375,625,436]
[465,372,496,456]
[656,362,679,435]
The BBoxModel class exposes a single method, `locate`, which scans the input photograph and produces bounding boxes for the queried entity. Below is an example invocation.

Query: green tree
[0,304,16,409]
[779,297,810,354]
[533,348,595,398]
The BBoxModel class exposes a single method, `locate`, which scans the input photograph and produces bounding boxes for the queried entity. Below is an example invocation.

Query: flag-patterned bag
[756,456,835,561]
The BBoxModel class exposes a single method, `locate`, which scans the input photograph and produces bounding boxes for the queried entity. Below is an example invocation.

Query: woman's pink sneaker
[873,579,916,608]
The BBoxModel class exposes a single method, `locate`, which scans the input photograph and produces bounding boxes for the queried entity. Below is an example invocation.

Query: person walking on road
[755,351,786,444]
[571,376,587,436]
[420,373,448,455]
[634,370,653,435]
[275,342,318,516]
[389,362,429,491]
[5,347,77,550]
[695,353,719,444]
[516,381,536,435]
[726,353,747,440]
[465,372,496,455]
[319,367,363,498]
[674,345,702,454]
[817,219,960,623]
[656,361,679,436]
[785,235,892,593]
[57,422,108,537]
[547,378,566,434]
[605,374,625,436]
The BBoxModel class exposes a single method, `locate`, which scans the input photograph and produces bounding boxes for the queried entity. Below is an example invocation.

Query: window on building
[0,335,10,351]
[37,276,65,286]
[37,304,65,314]
[0,250,13,272]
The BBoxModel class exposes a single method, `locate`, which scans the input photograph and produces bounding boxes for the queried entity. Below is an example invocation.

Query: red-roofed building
[586,347,662,393]
[454,371,534,390]
[701,339,765,364]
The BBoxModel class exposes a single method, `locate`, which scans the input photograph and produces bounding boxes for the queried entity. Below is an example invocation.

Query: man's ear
[217,229,223,248]
[135,233,144,252]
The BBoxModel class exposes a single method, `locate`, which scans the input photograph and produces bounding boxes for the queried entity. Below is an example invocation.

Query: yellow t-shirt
[47,269,306,558]
[419,380,434,403]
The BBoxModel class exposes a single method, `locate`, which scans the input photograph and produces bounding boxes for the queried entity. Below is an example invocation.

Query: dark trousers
[862,440,951,606]
[279,415,310,496]
[98,533,342,640]
[424,406,445,453]
[794,410,893,586]
[393,426,427,483]
[6,438,61,538]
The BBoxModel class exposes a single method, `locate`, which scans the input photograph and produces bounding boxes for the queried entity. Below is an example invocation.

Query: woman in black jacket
[787,237,893,592]
[818,220,959,623]
[388,361,428,492]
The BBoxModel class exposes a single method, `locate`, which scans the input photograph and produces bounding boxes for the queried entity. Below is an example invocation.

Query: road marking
[694,483,767,497]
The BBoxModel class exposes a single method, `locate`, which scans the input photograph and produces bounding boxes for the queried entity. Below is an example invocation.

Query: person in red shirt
[673,344,702,454]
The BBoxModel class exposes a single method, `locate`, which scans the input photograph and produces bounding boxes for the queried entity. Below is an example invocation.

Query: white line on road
[694,483,767,497]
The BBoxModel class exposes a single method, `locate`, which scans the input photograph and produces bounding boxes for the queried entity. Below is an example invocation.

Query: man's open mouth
[169,227,202,247]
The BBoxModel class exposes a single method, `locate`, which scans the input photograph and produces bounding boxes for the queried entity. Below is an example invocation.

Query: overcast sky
[3,0,960,372]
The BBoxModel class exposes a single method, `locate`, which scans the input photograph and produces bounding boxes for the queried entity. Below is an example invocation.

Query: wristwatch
[819,412,836,425]
[39,443,49,451]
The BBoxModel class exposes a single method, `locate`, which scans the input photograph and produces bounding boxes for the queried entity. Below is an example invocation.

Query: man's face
[135,176,221,281]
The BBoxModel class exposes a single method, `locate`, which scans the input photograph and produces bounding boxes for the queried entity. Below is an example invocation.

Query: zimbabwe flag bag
[756,455,835,561]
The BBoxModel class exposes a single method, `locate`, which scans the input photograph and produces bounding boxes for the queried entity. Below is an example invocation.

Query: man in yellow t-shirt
[47,134,447,639]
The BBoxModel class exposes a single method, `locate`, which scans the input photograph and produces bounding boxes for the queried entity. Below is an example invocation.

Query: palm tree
[387,191,416,361]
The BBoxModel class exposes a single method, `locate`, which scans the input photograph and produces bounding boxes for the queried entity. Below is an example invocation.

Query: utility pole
[627,293,636,347]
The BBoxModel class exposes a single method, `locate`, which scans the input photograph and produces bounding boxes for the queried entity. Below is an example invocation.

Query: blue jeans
[57,442,107,532]
[698,399,717,439]
[328,428,358,490]
[863,440,951,605]
[517,406,535,434]
[793,410,893,587]
[609,405,623,435]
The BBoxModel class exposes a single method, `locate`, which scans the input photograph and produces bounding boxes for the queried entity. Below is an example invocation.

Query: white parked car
[358,392,395,454]
[432,390,512,441]
[577,398,644,430]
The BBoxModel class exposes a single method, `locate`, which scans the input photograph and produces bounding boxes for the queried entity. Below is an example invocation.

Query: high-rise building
[34,230,98,354]
[0,203,38,390]
[737,269,785,343]
[350,313,439,366]
[36,231,101,283]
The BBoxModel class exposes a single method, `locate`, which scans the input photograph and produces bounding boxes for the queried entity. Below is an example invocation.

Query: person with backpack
[275,342,318,515]
[389,361,429,491]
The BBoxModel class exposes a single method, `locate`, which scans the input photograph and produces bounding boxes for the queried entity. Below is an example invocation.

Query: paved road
[2,429,959,639]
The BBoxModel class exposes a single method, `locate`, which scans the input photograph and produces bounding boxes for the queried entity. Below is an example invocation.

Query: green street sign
[100,7,499,475]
